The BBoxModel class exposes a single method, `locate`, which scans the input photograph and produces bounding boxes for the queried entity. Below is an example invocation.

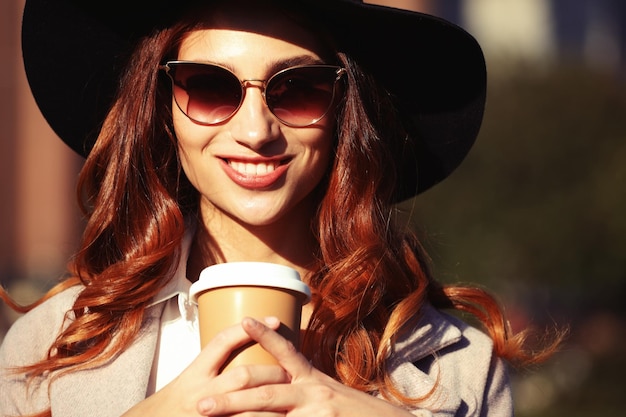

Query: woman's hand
[196,317,415,417]
[121,318,290,417]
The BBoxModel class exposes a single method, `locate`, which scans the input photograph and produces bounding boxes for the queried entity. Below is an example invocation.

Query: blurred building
[463,0,556,65]
[450,0,624,74]
[550,0,626,72]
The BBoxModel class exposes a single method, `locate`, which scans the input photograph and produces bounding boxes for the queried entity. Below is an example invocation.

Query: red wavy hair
[1,5,562,416]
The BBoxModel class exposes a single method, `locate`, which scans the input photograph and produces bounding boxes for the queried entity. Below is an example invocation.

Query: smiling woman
[1,1,560,416]
[173,23,337,234]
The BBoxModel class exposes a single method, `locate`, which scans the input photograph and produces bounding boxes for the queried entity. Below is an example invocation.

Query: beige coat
[0,286,513,417]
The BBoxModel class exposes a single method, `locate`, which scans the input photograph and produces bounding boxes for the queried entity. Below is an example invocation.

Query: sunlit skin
[175,26,335,278]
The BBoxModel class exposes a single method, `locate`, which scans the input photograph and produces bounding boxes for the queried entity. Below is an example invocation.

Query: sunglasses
[160,61,347,127]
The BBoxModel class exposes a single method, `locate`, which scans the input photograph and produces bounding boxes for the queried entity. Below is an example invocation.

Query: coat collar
[392,303,463,365]
[385,304,465,415]
[149,225,195,307]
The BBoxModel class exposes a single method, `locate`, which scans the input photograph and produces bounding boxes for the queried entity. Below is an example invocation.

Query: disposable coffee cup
[189,262,311,371]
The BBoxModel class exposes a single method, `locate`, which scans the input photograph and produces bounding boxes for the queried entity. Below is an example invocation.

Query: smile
[227,160,280,177]
[221,157,291,189]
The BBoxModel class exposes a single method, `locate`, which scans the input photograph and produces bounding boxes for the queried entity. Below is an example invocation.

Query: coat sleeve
[0,287,81,416]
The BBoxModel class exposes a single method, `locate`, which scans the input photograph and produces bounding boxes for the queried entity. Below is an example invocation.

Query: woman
[1,0,559,416]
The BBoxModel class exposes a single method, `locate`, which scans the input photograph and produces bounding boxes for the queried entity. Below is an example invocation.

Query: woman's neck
[186,200,319,282]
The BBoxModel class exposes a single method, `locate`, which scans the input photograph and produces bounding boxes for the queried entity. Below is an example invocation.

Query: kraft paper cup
[189,262,311,371]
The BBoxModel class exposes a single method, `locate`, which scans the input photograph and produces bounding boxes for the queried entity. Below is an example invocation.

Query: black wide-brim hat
[22,0,486,201]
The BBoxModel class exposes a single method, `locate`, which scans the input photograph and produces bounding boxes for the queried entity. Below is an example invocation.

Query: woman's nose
[228,84,280,150]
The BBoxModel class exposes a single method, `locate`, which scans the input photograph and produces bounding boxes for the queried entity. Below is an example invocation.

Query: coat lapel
[386,304,464,416]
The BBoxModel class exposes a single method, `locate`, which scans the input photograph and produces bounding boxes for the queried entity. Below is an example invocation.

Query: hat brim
[22,0,486,200]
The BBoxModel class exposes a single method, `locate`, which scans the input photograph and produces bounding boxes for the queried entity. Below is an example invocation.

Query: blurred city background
[1,1,625,416]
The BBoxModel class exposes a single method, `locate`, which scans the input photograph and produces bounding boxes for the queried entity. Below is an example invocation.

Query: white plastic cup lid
[189,262,312,304]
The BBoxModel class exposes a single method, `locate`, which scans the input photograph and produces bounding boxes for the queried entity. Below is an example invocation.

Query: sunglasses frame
[160,61,347,127]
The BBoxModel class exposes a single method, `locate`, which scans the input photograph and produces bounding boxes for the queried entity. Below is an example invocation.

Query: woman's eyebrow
[265,55,327,74]
[188,54,327,78]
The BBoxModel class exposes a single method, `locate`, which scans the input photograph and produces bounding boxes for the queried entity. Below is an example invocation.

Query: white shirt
[146,231,201,394]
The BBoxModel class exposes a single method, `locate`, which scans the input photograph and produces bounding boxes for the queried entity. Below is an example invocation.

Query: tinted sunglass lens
[266,67,338,126]
[170,63,242,124]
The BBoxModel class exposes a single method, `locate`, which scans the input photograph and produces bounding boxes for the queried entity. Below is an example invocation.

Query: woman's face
[173,17,336,228]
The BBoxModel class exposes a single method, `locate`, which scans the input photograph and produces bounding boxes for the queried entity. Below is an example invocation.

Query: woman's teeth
[229,160,279,176]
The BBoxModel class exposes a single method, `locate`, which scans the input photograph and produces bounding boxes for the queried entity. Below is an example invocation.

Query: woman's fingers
[194,319,417,417]
[192,323,252,375]
[216,364,290,393]
[191,317,303,415]
[193,317,282,376]
[241,317,314,378]
[198,384,293,415]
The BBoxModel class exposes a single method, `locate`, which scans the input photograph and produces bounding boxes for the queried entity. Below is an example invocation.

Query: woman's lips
[220,157,290,189]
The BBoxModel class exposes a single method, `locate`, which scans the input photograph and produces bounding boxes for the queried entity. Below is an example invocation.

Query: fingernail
[198,398,215,414]
[243,317,259,327]
[263,316,280,326]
